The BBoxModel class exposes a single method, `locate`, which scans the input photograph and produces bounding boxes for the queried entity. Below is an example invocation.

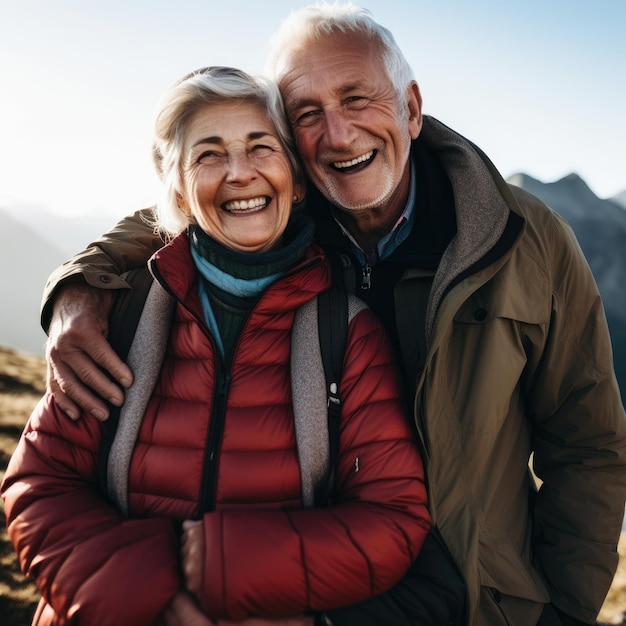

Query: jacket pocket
[477,524,550,626]
[479,525,550,603]
[477,586,545,626]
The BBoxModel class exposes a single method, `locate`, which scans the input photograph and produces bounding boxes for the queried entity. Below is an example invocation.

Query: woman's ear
[176,192,191,215]
[292,182,306,205]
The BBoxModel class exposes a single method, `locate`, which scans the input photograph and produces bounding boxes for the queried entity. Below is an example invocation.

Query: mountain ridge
[2,172,625,404]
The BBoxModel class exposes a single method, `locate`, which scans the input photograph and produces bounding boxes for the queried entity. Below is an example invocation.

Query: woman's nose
[225,152,256,183]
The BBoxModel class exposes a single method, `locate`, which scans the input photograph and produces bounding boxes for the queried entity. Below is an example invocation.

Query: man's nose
[323,109,356,151]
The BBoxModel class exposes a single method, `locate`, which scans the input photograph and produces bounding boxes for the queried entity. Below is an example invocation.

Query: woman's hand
[158,592,216,626]
[218,618,315,625]
[179,520,314,626]
[159,593,314,626]
[181,519,205,598]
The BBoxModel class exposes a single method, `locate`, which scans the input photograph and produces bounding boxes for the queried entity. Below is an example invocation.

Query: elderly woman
[2,67,429,626]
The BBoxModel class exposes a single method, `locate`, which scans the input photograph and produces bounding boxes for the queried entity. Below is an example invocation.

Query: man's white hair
[266,2,415,100]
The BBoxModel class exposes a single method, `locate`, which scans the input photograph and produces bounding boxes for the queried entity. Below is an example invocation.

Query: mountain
[0,209,67,355]
[508,173,626,405]
[5,206,125,258]
[611,191,626,210]
[0,206,129,355]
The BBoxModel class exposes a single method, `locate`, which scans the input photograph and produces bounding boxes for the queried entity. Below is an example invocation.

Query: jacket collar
[302,115,524,339]
[149,228,331,319]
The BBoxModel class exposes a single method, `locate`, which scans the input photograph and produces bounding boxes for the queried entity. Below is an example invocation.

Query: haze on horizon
[1,0,624,220]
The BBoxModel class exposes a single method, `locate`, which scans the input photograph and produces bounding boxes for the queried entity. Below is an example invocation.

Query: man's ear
[407,81,423,140]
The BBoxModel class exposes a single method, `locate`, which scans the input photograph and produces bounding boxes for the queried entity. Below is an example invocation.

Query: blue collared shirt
[331,158,417,267]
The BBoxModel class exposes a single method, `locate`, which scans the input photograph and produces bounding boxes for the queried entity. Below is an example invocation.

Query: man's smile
[331,149,375,171]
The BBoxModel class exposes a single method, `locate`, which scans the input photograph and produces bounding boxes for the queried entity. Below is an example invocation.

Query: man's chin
[319,173,393,213]
[317,183,374,212]
[327,190,385,214]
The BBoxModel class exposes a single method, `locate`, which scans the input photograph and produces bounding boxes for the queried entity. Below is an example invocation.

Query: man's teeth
[223,197,267,211]
[333,150,374,169]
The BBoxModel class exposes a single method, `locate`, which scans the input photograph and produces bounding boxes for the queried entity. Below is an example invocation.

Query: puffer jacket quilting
[2,235,430,625]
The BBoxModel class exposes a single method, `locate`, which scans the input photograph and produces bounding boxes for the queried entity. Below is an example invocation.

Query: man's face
[278,31,422,219]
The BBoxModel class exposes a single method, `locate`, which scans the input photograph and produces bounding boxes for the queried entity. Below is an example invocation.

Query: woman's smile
[222,196,270,213]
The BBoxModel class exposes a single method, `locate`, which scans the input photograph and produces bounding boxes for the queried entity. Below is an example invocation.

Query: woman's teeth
[223,197,268,212]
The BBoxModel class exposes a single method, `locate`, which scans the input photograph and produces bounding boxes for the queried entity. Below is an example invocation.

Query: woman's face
[179,101,302,253]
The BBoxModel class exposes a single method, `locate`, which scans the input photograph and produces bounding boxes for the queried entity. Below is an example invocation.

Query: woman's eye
[198,151,221,164]
[251,144,274,154]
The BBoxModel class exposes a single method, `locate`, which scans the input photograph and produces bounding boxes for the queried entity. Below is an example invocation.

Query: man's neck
[334,162,411,251]
[334,161,412,252]
[334,206,403,252]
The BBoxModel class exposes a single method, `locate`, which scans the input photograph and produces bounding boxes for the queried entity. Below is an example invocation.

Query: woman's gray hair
[266,2,415,102]
[152,66,304,235]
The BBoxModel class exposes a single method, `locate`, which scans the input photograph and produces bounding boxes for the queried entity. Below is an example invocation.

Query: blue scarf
[190,244,285,358]
[188,218,315,360]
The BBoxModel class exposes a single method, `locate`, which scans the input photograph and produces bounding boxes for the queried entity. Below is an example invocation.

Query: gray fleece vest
[105,278,366,515]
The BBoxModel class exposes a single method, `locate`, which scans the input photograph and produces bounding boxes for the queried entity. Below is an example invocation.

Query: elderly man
[41,4,626,626]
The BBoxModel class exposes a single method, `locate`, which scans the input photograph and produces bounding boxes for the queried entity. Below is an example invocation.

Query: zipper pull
[361,265,372,290]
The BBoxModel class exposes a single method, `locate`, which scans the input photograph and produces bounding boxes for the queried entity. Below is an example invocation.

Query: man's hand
[46,283,133,421]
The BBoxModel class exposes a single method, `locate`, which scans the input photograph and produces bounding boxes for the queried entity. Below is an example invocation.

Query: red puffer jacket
[2,235,430,626]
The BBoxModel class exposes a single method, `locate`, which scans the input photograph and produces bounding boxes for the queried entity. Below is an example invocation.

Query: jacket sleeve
[528,213,626,623]
[40,207,163,331]
[196,307,431,620]
[1,394,181,626]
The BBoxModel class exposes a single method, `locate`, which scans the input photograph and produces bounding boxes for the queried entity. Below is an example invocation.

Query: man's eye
[294,110,321,127]
[345,96,368,108]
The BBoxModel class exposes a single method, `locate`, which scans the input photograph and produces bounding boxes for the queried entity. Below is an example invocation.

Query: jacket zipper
[361,264,372,290]
[200,364,230,513]
[156,252,326,515]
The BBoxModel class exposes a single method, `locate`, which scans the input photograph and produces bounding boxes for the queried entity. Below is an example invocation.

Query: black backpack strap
[314,283,348,507]
[98,266,154,496]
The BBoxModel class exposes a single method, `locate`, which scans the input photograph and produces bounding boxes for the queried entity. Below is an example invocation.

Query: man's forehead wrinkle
[286,79,370,112]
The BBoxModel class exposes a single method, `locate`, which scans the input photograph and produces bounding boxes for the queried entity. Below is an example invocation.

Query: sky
[1,0,624,223]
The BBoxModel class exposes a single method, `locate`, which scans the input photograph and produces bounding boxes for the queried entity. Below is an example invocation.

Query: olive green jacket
[42,116,626,625]
[409,119,626,625]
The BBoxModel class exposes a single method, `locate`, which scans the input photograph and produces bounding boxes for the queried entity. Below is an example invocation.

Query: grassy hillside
[0,347,44,624]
